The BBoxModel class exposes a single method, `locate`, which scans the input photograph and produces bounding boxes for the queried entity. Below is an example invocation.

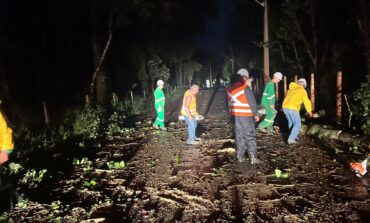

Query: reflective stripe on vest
[181,90,197,116]
[155,97,165,103]
[227,83,253,117]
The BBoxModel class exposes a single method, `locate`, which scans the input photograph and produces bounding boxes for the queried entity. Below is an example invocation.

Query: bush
[348,83,370,135]
[72,105,105,140]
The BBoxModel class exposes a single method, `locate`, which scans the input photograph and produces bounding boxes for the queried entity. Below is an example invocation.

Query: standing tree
[221,60,233,81]
[183,60,202,87]
[89,0,114,105]
[357,0,370,83]
[138,57,150,98]
[147,51,170,91]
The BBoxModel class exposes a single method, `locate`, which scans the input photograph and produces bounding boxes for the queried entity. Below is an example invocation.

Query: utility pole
[254,0,270,84]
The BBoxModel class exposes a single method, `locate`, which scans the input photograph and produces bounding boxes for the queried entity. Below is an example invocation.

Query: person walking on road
[282,78,313,144]
[227,68,260,164]
[153,80,166,130]
[181,85,201,145]
[258,72,283,133]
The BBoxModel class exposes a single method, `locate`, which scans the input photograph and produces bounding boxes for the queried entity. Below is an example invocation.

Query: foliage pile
[0,92,159,216]
[13,93,152,149]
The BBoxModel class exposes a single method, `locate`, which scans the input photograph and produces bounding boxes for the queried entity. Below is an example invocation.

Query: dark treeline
[0,0,369,122]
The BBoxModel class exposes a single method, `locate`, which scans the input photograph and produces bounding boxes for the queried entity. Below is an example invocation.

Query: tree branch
[90,14,113,99]
[254,0,264,7]
[344,94,352,127]
[292,41,303,75]
[293,15,315,70]
[279,42,286,62]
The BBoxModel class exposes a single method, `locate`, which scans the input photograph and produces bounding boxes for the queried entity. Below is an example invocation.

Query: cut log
[303,124,341,139]
[302,124,370,149]
[81,218,105,223]
[317,129,342,140]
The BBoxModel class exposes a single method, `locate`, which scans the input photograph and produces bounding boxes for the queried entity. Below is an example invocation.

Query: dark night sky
[195,0,235,54]
[0,0,368,117]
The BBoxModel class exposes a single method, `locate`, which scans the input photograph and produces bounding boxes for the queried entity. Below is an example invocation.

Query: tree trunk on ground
[302,123,370,149]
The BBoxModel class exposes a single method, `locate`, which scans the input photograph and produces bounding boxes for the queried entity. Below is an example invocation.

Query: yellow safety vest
[181,90,198,116]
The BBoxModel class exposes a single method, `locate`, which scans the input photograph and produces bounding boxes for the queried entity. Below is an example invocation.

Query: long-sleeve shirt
[154,87,165,109]
[0,111,13,153]
[261,80,275,107]
[282,82,312,112]
[245,86,257,116]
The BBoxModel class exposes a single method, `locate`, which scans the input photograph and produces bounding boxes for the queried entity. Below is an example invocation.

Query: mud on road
[5,89,370,222]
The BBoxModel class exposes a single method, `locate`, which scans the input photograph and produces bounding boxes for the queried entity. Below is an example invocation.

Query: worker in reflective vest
[227,68,260,164]
[258,72,283,133]
[153,80,166,130]
[181,84,200,145]
[0,108,13,165]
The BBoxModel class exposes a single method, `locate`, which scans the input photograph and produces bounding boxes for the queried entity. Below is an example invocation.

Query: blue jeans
[283,108,301,142]
[184,116,197,144]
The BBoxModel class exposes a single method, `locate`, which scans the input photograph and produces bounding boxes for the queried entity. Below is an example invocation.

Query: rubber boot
[249,152,261,165]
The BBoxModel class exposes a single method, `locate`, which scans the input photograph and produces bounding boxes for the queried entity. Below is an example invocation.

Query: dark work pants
[234,116,257,157]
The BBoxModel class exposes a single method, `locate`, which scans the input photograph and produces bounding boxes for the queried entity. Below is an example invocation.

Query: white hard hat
[297,78,307,87]
[273,72,283,80]
[157,79,164,85]
[237,68,249,77]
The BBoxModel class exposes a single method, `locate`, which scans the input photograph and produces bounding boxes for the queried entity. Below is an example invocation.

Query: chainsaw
[349,154,370,177]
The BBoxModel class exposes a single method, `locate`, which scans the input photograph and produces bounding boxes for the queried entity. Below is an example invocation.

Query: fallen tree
[301,124,370,151]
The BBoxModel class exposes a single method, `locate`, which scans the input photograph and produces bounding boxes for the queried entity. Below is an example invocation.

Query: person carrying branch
[227,68,260,164]
[153,80,166,130]
[258,72,283,133]
[282,78,313,144]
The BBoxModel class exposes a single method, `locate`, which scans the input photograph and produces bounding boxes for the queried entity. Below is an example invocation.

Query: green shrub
[349,83,370,135]
[107,161,125,169]
[73,105,105,140]
[19,169,48,188]
[73,157,93,172]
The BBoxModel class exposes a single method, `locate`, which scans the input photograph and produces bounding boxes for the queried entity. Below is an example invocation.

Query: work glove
[196,115,204,120]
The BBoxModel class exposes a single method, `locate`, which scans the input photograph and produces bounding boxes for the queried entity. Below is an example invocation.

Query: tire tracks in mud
[123,89,370,222]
